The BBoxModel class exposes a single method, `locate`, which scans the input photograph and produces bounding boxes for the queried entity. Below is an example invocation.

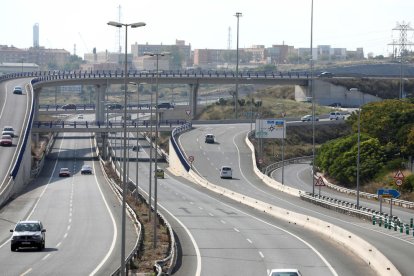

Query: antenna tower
[388,21,414,98]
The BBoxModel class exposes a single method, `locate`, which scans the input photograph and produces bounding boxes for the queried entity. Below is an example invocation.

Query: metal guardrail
[32,119,188,129]
[264,156,312,175]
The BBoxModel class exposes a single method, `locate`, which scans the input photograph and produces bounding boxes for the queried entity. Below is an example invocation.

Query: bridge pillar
[95,84,107,124]
[33,87,41,122]
[188,83,199,120]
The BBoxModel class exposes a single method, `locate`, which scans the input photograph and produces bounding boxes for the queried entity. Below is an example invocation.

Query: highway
[111,128,374,276]
[0,129,138,274]
[177,123,414,275]
[0,79,30,187]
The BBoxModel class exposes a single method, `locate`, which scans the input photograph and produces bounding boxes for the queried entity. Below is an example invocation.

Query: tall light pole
[107,20,145,276]
[234,12,242,119]
[350,88,363,209]
[310,0,316,196]
[144,51,169,249]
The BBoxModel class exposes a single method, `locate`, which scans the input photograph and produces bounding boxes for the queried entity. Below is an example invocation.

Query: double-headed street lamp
[107,20,146,276]
[144,51,169,249]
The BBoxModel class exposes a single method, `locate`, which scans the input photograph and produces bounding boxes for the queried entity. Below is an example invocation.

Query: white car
[329,111,345,120]
[220,166,232,179]
[300,114,319,122]
[268,269,302,276]
[2,126,15,137]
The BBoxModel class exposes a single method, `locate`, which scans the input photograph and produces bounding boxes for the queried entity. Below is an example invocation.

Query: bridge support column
[188,83,199,120]
[33,87,41,122]
[95,84,107,125]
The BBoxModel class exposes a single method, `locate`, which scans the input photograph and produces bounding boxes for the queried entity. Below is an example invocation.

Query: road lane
[179,123,414,275]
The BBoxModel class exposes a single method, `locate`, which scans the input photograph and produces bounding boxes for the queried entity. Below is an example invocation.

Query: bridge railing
[32,119,188,129]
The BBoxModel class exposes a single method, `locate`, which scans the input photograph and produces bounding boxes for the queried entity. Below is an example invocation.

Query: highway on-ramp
[178,123,414,275]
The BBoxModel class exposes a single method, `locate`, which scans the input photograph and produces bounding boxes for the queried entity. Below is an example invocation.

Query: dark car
[13,86,23,94]
[205,134,215,143]
[106,103,123,110]
[317,71,334,78]
[81,165,93,174]
[10,220,46,251]
[156,102,174,109]
[62,104,77,110]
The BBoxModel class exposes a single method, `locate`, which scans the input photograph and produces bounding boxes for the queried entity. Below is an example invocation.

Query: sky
[2,0,414,59]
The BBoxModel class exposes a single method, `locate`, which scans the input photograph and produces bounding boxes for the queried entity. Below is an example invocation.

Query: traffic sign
[377,188,400,198]
[188,155,194,162]
[395,179,403,186]
[185,110,191,116]
[315,176,325,186]
[394,170,405,179]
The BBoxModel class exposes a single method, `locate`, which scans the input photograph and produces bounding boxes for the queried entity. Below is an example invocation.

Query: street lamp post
[144,51,169,249]
[310,0,316,196]
[107,20,145,276]
[234,12,242,119]
[350,88,363,209]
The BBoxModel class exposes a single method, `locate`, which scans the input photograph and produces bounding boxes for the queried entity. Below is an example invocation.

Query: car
[77,114,84,119]
[156,168,164,179]
[132,145,140,151]
[156,102,174,109]
[300,115,319,122]
[220,166,232,179]
[205,134,215,143]
[13,86,23,94]
[10,220,46,251]
[0,135,12,146]
[317,71,334,78]
[62,104,77,110]
[81,165,93,174]
[329,111,345,120]
[2,126,15,137]
[106,103,123,110]
[268,269,302,276]
[59,168,71,177]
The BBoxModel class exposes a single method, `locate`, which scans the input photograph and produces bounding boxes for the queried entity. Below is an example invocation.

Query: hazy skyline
[2,0,414,58]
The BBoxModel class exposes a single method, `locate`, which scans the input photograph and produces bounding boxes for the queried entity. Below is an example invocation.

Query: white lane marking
[67,225,71,231]
[64,233,68,239]
[189,201,194,205]
[42,254,51,261]
[20,268,32,276]
[234,228,240,232]
[220,220,226,224]
[198,206,203,210]
[246,238,252,244]
[208,213,214,217]
[56,242,62,247]
[259,251,264,258]
[89,136,118,276]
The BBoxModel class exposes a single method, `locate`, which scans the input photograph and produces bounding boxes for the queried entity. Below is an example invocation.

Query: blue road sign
[377,188,400,198]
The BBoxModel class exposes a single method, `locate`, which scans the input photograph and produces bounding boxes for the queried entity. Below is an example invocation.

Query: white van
[220,166,233,179]
[329,111,344,120]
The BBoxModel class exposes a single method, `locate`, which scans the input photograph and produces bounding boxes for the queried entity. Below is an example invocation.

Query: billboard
[255,119,286,139]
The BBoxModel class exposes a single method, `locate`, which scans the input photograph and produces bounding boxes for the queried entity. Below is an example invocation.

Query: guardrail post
[384,218,388,228]
[394,222,397,231]
[406,224,410,235]
[410,218,413,228]
[379,217,382,227]
[372,215,376,225]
